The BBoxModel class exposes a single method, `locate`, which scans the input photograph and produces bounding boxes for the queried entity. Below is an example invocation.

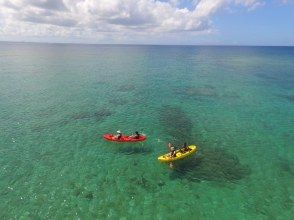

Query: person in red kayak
[115,130,122,139]
[130,131,140,139]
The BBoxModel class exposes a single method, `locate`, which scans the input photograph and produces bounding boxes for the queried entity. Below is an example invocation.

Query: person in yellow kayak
[180,142,191,153]
[168,143,177,157]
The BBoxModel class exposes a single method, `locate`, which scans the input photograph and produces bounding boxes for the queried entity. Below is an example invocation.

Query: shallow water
[0,43,293,219]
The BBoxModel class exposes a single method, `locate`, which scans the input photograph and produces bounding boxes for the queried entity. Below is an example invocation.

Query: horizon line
[0,40,293,47]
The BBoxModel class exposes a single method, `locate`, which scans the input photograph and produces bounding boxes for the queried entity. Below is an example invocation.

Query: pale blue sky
[0,0,293,45]
[213,2,294,45]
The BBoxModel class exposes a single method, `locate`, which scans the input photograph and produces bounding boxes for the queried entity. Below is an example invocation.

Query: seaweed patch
[117,84,136,92]
[174,85,218,100]
[277,157,294,176]
[255,72,278,81]
[158,180,165,187]
[31,119,70,132]
[129,174,156,192]
[72,183,94,200]
[109,97,128,106]
[93,109,112,121]
[278,94,294,102]
[36,106,57,117]
[186,87,217,97]
[170,148,251,183]
[72,112,93,120]
[84,191,94,200]
[255,72,294,89]
[31,123,53,132]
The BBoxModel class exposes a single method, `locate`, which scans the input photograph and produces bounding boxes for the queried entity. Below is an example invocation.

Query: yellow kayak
[158,145,198,162]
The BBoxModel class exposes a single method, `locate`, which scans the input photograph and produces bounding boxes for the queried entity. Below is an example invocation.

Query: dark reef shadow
[159,105,194,145]
[277,94,294,103]
[31,119,71,132]
[129,174,157,192]
[72,112,93,120]
[255,73,277,81]
[36,106,57,118]
[108,97,128,106]
[72,108,112,121]
[255,72,294,89]
[68,182,95,201]
[31,123,54,132]
[31,108,112,132]
[95,80,107,85]
[117,84,136,92]
[169,148,251,183]
[277,157,294,176]
[173,85,218,101]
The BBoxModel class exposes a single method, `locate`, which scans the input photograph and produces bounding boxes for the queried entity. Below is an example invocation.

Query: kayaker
[168,143,176,157]
[130,131,140,139]
[180,142,190,153]
[115,130,122,139]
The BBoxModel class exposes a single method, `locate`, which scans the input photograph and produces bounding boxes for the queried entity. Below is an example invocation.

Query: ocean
[0,42,293,219]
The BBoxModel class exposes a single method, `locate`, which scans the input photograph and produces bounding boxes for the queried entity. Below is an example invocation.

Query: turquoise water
[0,43,293,219]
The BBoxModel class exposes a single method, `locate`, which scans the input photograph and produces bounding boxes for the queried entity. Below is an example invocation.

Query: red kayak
[103,134,147,142]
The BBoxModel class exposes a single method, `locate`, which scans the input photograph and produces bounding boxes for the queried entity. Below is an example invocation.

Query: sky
[0,0,293,45]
